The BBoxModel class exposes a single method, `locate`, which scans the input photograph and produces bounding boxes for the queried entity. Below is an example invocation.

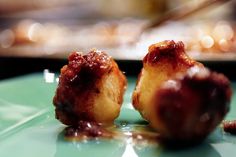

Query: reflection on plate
[0,74,236,157]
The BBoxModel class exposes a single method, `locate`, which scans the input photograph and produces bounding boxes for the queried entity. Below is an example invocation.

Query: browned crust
[62,50,113,82]
[53,50,126,125]
[143,40,200,68]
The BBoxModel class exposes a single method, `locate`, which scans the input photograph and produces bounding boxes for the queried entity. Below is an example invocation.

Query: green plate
[0,73,236,157]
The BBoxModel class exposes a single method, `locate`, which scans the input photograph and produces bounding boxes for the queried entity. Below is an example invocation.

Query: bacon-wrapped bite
[132,40,232,143]
[53,50,127,125]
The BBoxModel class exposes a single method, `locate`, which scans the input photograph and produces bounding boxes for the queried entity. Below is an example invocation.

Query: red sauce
[143,40,197,68]
[64,121,114,140]
[64,121,161,146]
[64,121,207,148]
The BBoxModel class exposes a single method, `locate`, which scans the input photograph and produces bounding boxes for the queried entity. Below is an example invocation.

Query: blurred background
[0,0,235,79]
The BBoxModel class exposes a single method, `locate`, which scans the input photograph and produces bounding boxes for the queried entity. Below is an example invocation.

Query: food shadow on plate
[53,121,229,157]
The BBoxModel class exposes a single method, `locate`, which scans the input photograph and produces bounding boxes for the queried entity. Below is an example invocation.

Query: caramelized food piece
[223,120,236,134]
[132,40,232,143]
[133,40,201,126]
[53,50,127,125]
[154,66,231,142]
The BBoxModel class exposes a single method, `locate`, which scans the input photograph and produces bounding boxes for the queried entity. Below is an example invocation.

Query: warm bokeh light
[213,22,234,41]
[219,39,230,52]
[0,29,15,48]
[200,35,214,49]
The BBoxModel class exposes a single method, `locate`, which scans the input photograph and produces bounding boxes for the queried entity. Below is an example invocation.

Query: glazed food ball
[153,66,232,142]
[132,40,232,143]
[53,50,127,125]
[133,40,201,125]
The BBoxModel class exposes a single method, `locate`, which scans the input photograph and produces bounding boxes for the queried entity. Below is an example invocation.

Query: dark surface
[0,56,235,80]
[0,57,66,80]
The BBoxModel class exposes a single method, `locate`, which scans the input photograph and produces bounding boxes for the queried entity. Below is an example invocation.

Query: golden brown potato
[132,40,232,143]
[133,40,201,125]
[53,50,127,125]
